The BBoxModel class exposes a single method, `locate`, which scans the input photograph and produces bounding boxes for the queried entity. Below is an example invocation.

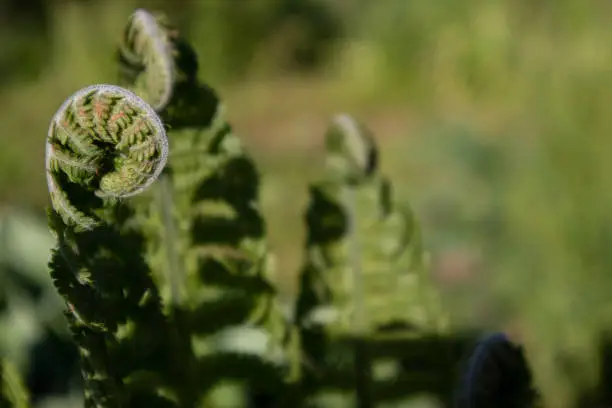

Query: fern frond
[44,85,187,407]
[295,114,453,406]
[115,10,294,405]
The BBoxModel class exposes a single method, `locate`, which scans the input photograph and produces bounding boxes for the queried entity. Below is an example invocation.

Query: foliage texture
[45,84,184,407]
[294,114,458,407]
[41,8,470,408]
[121,8,291,406]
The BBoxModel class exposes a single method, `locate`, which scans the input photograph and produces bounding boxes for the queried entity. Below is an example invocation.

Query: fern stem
[0,359,30,408]
[155,172,183,305]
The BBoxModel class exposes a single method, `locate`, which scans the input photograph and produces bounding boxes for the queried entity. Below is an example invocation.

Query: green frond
[0,359,30,408]
[37,8,464,408]
[43,84,190,407]
[114,10,294,405]
[45,84,168,231]
[295,114,453,406]
[164,64,293,408]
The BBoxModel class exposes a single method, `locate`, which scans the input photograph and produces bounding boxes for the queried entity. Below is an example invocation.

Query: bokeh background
[2,0,612,406]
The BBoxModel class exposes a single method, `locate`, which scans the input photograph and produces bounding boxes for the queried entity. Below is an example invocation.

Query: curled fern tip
[45,84,168,230]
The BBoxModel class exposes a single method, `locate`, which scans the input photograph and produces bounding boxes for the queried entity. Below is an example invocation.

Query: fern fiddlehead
[46,84,168,222]
[324,113,378,184]
[118,9,175,111]
[45,84,186,407]
[117,8,198,114]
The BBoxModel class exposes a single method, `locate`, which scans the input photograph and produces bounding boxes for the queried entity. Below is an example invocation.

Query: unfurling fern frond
[46,84,168,230]
[296,114,445,339]
[295,114,453,406]
[116,10,294,406]
[324,113,378,184]
[45,84,186,408]
[117,9,198,112]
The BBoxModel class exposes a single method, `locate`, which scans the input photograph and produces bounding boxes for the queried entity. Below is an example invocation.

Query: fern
[39,8,471,408]
[116,9,293,406]
[295,114,454,406]
[44,84,190,407]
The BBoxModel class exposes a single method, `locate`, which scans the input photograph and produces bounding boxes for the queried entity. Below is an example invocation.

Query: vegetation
[0,8,468,407]
[3,1,612,407]
[1,359,30,408]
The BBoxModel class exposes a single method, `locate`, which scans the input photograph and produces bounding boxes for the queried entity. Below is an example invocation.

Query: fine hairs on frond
[45,84,168,230]
[120,9,176,111]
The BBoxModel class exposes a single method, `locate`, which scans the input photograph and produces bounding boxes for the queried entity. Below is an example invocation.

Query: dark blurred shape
[455,332,538,408]
[575,335,612,407]
[26,327,81,403]
[0,207,81,404]
[272,0,343,71]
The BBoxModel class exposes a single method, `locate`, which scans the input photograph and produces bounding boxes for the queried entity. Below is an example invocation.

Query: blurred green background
[2,0,612,406]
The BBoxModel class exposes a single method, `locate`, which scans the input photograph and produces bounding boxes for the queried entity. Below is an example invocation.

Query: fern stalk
[1,359,30,408]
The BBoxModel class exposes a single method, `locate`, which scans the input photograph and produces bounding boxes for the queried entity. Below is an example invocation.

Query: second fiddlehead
[117,8,198,113]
